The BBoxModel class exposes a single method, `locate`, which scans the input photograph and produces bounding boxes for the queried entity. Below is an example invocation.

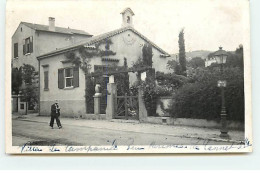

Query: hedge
[170,67,244,122]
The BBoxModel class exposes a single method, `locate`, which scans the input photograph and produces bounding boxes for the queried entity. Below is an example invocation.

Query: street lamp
[214,46,229,138]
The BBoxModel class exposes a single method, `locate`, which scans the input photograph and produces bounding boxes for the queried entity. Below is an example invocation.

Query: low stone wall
[145,116,174,125]
[12,95,18,113]
[141,116,244,130]
[81,114,106,120]
[174,118,244,130]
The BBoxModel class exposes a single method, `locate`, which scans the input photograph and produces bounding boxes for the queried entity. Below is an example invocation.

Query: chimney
[48,17,55,31]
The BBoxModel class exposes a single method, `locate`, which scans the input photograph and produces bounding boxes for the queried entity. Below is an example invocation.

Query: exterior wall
[12,23,91,70]
[35,32,90,57]
[122,11,134,27]
[73,34,92,43]
[87,30,170,75]
[39,29,170,117]
[12,24,38,69]
[39,53,86,117]
[12,95,18,113]
[205,57,217,67]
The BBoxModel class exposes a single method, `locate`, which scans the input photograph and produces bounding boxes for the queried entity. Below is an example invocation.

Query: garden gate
[115,93,139,120]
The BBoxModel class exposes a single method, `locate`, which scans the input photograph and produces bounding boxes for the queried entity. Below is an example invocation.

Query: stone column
[94,84,102,115]
[106,82,116,120]
[138,87,147,122]
[12,94,18,113]
[18,93,27,115]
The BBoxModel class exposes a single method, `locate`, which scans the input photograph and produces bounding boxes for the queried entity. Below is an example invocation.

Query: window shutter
[58,69,64,89]
[14,43,18,58]
[23,39,25,55]
[44,71,49,89]
[29,36,33,53]
[73,67,79,87]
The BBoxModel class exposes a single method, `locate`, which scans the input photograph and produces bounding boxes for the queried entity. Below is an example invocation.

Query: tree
[12,67,22,94]
[20,64,38,111]
[22,64,36,85]
[167,59,182,75]
[142,43,153,67]
[178,28,187,76]
[226,44,244,70]
[188,57,205,69]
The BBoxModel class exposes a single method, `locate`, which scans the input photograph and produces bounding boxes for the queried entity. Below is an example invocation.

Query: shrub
[156,71,188,91]
[170,67,244,122]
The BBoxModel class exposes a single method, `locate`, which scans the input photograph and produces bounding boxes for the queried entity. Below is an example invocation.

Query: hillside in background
[170,50,212,61]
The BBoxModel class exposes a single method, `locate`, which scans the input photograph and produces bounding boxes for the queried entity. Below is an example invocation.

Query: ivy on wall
[64,39,116,114]
[85,76,95,114]
[65,38,116,74]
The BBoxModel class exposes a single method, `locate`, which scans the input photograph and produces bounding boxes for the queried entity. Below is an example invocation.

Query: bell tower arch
[121,8,135,27]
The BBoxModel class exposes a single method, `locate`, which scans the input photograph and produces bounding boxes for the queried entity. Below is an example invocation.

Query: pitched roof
[21,22,92,36]
[120,8,135,16]
[37,26,170,59]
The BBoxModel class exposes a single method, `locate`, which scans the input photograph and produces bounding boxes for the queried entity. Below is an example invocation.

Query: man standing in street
[50,100,62,129]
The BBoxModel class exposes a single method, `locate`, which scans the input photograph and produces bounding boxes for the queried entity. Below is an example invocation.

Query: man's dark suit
[50,103,62,128]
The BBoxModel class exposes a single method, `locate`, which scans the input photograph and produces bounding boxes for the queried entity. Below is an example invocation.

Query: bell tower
[121,8,135,27]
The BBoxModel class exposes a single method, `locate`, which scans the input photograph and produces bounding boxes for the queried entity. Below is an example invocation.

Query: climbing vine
[65,38,116,74]
[64,39,116,114]
[85,76,95,113]
[140,78,158,116]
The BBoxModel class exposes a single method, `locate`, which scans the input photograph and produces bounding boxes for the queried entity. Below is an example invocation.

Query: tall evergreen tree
[142,43,155,81]
[142,43,153,67]
[178,28,187,76]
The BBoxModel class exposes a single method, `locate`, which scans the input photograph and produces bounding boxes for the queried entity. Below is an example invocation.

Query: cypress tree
[178,28,187,76]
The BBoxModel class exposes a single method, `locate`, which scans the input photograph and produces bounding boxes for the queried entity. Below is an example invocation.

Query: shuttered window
[23,36,33,54]
[73,67,79,87]
[58,67,79,89]
[29,36,33,53]
[23,39,26,55]
[44,71,49,90]
[65,68,73,88]
[58,69,64,89]
[14,43,18,58]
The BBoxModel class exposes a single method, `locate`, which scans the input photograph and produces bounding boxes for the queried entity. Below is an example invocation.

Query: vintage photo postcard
[5,0,252,154]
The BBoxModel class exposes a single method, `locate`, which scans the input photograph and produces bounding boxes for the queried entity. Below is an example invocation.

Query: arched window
[127,16,130,23]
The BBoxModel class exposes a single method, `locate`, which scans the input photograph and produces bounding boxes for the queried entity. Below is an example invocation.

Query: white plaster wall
[12,23,91,70]
[122,11,134,27]
[39,29,170,116]
[39,53,86,117]
[12,24,38,69]
[87,30,170,74]
[35,32,90,56]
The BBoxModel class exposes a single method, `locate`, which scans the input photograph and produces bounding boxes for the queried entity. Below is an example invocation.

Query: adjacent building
[12,17,92,70]
[12,17,92,114]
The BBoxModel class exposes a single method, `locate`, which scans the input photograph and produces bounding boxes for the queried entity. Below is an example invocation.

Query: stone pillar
[18,94,27,115]
[138,88,147,122]
[12,94,18,113]
[94,84,102,115]
[106,83,116,120]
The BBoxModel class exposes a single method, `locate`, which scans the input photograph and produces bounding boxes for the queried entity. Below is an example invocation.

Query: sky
[5,0,250,56]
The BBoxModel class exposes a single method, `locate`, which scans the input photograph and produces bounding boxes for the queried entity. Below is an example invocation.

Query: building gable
[38,26,170,60]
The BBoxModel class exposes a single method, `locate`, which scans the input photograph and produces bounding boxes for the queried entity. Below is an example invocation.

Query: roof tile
[21,22,92,36]
[37,26,169,59]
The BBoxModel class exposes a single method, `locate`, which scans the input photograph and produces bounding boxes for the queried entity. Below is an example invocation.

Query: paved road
[12,119,235,146]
